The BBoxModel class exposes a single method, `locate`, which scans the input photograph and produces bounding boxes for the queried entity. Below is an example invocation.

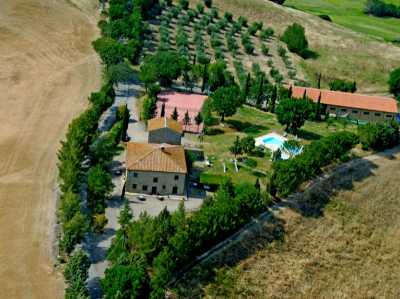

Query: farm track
[0,1,101,298]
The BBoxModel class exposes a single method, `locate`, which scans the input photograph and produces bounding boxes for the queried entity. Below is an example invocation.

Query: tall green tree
[211,85,241,121]
[64,250,91,299]
[281,23,309,58]
[194,112,203,132]
[92,37,126,66]
[183,110,191,130]
[229,136,243,159]
[141,96,157,121]
[388,67,400,100]
[171,107,179,121]
[87,164,114,213]
[276,98,313,134]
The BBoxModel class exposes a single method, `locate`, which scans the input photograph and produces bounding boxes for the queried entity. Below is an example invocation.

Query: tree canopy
[210,85,242,121]
[276,98,314,134]
[388,67,400,100]
[281,23,309,58]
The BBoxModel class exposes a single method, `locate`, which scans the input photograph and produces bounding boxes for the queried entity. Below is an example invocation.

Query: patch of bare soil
[0,0,101,298]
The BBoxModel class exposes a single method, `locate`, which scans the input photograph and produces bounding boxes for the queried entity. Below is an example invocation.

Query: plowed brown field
[0,1,100,298]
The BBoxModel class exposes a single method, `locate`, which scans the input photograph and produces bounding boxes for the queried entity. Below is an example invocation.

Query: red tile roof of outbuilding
[291,86,398,114]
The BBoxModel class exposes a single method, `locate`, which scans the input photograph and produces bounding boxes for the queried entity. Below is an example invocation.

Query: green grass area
[285,0,400,41]
[191,106,357,185]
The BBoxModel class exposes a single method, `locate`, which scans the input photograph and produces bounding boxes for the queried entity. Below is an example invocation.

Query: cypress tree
[160,103,165,117]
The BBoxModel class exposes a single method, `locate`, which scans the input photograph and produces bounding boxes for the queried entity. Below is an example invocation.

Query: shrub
[64,250,90,298]
[276,98,315,133]
[260,27,274,40]
[244,42,255,54]
[211,8,219,18]
[238,16,248,27]
[204,0,213,8]
[329,79,357,93]
[179,0,189,10]
[358,121,399,150]
[365,0,400,18]
[224,11,233,22]
[281,23,309,58]
[261,44,269,56]
[388,67,400,99]
[197,3,205,14]
[93,213,108,233]
[278,45,287,57]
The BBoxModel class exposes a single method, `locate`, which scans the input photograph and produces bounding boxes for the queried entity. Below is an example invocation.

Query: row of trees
[270,131,359,196]
[58,83,115,254]
[102,180,271,298]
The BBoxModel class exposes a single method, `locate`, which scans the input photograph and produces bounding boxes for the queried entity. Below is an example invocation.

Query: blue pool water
[262,136,284,146]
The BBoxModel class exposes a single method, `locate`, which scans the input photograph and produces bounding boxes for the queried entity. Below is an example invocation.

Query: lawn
[285,0,400,42]
[189,105,357,185]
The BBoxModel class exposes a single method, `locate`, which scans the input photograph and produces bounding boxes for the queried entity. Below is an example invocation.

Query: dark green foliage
[329,79,357,93]
[141,96,157,121]
[270,132,359,196]
[171,107,179,121]
[358,121,399,150]
[230,136,243,158]
[204,0,212,8]
[388,67,400,99]
[106,62,135,84]
[64,250,90,299]
[179,0,189,10]
[87,164,114,214]
[281,23,309,58]
[60,211,88,254]
[260,27,274,40]
[196,3,205,14]
[224,11,233,22]
[194,112,204,132]
[92,37,126,66]
[101,263,149,299]
[211,7,219,18]
[117,104,130,141]
[240,136,256,154]
[261,44,269,56]
[238,16,248,27]
[276,98,315,133]
[269,0,286,4]
[140,51,183,86]
[207,60,233,91]
[210,85,242,121]
[365,0,400,18]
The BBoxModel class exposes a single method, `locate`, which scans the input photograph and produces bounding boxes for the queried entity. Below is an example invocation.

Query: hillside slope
[0,1,100,298]
[190,0,400,94]
[176,148,400,298]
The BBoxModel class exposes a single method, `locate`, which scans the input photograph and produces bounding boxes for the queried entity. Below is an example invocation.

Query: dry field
[189,0,400,94]
[0,0,101,298]
[176,148,400,298]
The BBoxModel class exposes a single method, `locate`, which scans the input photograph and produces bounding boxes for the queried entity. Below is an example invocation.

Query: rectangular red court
[156,91,208,133]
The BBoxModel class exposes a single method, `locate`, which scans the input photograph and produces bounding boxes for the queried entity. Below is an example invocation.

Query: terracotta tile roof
[291,86,398,114]
[126,142,187,174]
[147,117,183,134]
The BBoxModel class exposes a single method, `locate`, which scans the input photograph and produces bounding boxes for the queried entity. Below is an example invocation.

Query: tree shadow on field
[284,157,379,218]
[225,119,267,134]
[297,129,322,140]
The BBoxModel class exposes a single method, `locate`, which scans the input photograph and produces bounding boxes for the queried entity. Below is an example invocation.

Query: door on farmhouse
[151,186,157,195]
[172,186,178,194]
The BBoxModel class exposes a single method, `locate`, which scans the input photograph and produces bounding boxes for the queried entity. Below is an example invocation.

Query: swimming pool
[262,136,285,147]
[255,132,302,160]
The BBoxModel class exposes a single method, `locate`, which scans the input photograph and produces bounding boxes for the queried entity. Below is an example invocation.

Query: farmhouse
[148,117,183,145]
[125,142,187,196]
[156,91,208,133]
[291,86,398,122]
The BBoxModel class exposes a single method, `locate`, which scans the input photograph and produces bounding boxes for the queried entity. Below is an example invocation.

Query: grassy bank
[285,0,400,42]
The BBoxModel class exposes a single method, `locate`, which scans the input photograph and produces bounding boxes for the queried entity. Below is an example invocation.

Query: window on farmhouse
[153,177,158,183]
[142,185,148,191]
[133,172,138,177]
[386,114,393,118]
[174,175,179,180]
[375,113,381,117]
[330,107,335,110]
[132,184,137,189]
[352,110,358,114]
[363,111,370,115]
[341,108,347,112]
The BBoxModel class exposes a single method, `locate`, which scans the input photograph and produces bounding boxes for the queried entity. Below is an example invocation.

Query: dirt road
[0,0,101,297]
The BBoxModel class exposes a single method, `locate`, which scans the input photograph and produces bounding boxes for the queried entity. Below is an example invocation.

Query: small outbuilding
[148,117,183,145]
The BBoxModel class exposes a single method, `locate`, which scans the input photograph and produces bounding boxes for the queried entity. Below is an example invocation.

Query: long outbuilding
[291,86,398,122]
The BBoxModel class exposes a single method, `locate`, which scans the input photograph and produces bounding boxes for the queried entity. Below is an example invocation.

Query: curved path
[0,1,101,298]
